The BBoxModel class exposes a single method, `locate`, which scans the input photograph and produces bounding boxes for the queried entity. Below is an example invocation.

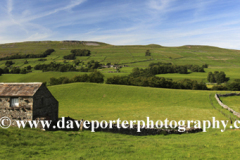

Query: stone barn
[0,83,58,125]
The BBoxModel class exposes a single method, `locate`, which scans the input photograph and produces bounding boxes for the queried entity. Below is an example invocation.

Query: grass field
[1,41,240,83]
[1,41,240,159]
[1,83,240,159]
[48,83,228,121]
[1,127,240,159]
[220,95,240,113]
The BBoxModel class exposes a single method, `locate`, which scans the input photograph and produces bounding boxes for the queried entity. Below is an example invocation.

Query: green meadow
[1,127,240,159]
[220,95,240,113]
[1,41,240,83]
[1,83,240,159]
[49,83,228,121]
[1,41,240,159]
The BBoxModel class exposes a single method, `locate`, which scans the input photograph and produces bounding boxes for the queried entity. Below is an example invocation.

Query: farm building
[0,83,58,126]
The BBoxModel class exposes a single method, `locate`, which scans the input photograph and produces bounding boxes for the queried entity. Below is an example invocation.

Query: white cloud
[148,0,175,11]
[25,0,86,21]
[7,0,13,13]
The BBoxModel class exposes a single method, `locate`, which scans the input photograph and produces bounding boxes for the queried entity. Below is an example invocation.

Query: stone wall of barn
[33,85,58,122]
[0,97,33,126]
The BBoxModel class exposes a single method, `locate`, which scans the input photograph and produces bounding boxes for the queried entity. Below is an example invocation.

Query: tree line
[129,63,207,78]
[49,70,104,85]
[106,64,208,90]
[106,75,207,90]
[34,62,77,72]
[211,81,240,91]
[79,60,102,72]
[0,65,32,75]
[0,49,55,60]
[63,49,91,60]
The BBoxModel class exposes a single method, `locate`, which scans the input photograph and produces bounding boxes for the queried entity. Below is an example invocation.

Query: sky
[1,0,240,49]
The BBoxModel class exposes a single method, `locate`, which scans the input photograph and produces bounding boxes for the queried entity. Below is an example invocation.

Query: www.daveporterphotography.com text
[1,116,239,132]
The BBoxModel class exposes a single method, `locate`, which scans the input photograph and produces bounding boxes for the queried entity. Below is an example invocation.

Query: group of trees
[211,80,240,91]
[149,64,188,74]
[105,65,208,90]
[79,60,102,72]
[207,71,229,84]
[63,49,91,60]
[106,75,207,90]
[102,62,209,90]
[38,58,47,61]
[129,63,206,77]
[0,49,55,60]
[49,71,104,85]
[187,65,205,72]
[0,65,32,75]
[5,61,14,67]
[34,62,77,72]
[33,60,102,72]
[145,50,151,56]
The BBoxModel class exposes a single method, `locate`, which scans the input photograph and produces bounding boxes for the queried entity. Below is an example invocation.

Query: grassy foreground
[1,83,240,159]
[1,127,240,159]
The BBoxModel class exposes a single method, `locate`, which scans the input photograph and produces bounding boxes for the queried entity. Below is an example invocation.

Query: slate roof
[0,83,42,96]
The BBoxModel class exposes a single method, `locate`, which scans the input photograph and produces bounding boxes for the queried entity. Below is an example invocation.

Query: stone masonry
[0,83,58,126]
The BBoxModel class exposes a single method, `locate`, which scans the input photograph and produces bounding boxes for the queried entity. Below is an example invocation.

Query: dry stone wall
[84,123,202,136]
[46,117,202,135]
[215,93,240,118]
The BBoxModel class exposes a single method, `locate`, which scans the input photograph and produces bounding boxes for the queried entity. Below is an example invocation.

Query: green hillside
[1,41,240,83]
[1,41,240,159]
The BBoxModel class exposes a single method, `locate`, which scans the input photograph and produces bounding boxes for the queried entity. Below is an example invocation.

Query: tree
[3,67,9,73]
[145,50,151,56]
[5,60,14,67]
[24,60,28,64]
[20,68,27,74]
[89,70,104,83]
[207,71,229,84]
[0,68,3,76]
[26,65,32,70]
[207,72,213,82]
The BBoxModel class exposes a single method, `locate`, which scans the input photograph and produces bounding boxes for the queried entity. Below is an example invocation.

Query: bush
[34,62,77,72]
[38,58,47,61]
[207,71,229,84]
[20,68,27,74]
[5,61,14,67]
[145,50,151,56]
[0,49,54,60]
[89,71,104,83]
[10,67,20,74]
[211,85,228,90]
[72,74,89,82]
[49,72,104,86]
[26,65,32,70]
[63,49,91,60]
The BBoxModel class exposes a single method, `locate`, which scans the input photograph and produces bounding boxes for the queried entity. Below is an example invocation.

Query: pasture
[220,95,240,113]
[1,41,240,83]
[1,83,240,159]
[1,41,240,159]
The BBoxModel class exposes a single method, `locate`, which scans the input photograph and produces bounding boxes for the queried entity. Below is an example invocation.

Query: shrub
[89,70,104,83]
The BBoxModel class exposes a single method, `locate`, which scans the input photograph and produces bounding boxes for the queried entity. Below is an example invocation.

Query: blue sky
[1,0,240,49]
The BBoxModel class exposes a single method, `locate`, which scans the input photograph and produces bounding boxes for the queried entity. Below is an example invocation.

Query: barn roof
[0,83,42,96]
